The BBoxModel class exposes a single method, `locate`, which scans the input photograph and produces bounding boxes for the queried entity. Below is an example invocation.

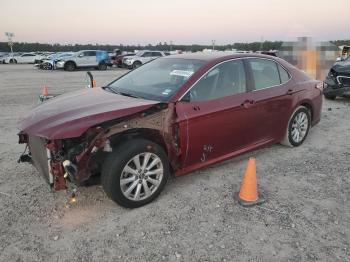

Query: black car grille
[28,136,51,184]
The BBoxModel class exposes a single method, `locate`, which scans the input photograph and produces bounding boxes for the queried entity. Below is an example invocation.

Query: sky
[0,0,349,45]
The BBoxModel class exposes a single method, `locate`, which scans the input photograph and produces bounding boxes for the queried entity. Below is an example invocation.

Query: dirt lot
[0,64,349,262]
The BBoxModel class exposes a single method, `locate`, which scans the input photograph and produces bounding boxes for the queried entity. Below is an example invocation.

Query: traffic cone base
[235,157,266,207]
[235,191,266,207]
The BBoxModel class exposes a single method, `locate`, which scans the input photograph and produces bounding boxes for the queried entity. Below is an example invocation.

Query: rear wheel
[101,139,169,208]
[10,59,17,64]
[98,62,107,71]
[281,106,311,147]
[64,61,76,71]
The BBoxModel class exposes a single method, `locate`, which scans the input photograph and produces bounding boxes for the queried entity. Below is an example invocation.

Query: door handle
[286,89,293,95]
[192,105,200,111]
[241,100,255,109]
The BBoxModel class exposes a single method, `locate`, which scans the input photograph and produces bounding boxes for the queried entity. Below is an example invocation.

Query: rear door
[245,58,294,141]
[175,59,262,168]
[85,51,97,66]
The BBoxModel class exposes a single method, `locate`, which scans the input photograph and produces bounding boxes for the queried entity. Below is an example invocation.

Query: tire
[9,59,16,64]
[101,139,169,208]
[132,61,142,69]
[324,94,336,100]
[281,106,311,147]
[64,61,76,71]
[98,62,107,71]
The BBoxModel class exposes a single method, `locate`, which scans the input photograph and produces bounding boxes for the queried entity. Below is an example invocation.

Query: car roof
[163,52,276,62]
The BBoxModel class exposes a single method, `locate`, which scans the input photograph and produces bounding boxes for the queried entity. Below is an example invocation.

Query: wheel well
[108,128,174,174]
[300,102,313,121]
[109,128,168,155]
[133,60,141,64]
[65,60,76,67]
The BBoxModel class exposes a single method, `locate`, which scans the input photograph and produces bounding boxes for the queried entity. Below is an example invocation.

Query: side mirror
[78,54,84,58]
[336,57,342,62]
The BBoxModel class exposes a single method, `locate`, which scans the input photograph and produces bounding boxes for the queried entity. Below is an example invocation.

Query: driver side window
[188,59,246,102]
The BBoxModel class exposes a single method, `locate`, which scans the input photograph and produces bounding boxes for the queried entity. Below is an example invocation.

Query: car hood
[19,87,160,139]
[332,63,350,74]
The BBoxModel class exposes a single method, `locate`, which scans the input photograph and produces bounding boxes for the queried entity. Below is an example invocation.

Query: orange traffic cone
[92,80,97,88]
[42,86,48,96]
[236,157,265,207]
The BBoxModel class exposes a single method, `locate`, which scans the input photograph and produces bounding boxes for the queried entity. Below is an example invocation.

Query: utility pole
[170,41,173,52]
[5,32,15,54]
[212,40,216,51]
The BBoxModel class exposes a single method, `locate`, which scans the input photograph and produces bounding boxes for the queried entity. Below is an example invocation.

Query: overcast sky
[0,0,349,45]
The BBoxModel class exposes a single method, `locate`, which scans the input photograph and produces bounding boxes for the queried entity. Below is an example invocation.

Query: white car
[123,50,166,69]
[4,53,44,64]
[55,50,109,71]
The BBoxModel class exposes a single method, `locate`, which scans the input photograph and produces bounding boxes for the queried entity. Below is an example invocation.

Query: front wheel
[101,139,169,208]
[132,61,142,69]
[64,62,76,71]
[281,106,311,147]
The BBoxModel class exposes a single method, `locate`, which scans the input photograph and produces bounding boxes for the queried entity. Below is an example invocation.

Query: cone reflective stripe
[236,157,266,207]
[42,86,48,96]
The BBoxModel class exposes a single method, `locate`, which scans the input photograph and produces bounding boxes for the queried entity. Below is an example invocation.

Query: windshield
[135,51,143,57]
[108,58,205,101]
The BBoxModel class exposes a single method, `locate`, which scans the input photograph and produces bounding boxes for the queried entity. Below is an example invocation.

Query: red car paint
[19,88,159,139]
[18,53,322,191]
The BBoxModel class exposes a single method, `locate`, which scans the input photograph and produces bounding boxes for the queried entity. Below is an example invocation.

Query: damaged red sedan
[18,53,322,208]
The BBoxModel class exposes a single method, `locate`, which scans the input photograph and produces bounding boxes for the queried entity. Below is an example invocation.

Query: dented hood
[19,87,159,139]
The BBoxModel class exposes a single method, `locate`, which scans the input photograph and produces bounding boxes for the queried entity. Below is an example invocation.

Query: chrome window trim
[178,56,292,101]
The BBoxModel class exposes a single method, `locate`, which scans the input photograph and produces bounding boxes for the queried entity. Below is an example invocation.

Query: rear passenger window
[248,59,280,90]
[278,64,291,83]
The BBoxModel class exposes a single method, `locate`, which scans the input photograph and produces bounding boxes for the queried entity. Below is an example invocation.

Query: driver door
[76,51,91,66]
[175,59,262,169]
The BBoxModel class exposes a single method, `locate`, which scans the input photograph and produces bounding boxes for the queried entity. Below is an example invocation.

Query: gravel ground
[0,64,349,262]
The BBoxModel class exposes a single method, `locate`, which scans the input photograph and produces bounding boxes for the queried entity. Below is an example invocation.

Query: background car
[55,50,109,71]
[3,53,44,64]
[0,53,9,63]
[112,53,135,68]
[323,56,350,99]
[123,50,166,69]
[18,53,322,208]
[36,52,75,70]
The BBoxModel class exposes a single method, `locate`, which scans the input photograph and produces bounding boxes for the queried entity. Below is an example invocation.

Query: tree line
[0,40,349,53]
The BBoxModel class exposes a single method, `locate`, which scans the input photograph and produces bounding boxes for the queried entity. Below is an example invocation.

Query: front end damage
[324,65,350,97]
[18,103,180,192]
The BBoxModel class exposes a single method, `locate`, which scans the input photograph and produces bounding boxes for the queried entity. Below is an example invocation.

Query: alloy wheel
[120,152,164,201]
[291,111,309,143]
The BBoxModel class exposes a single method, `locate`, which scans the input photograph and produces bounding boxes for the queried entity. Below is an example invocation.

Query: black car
[324,57,350,99]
